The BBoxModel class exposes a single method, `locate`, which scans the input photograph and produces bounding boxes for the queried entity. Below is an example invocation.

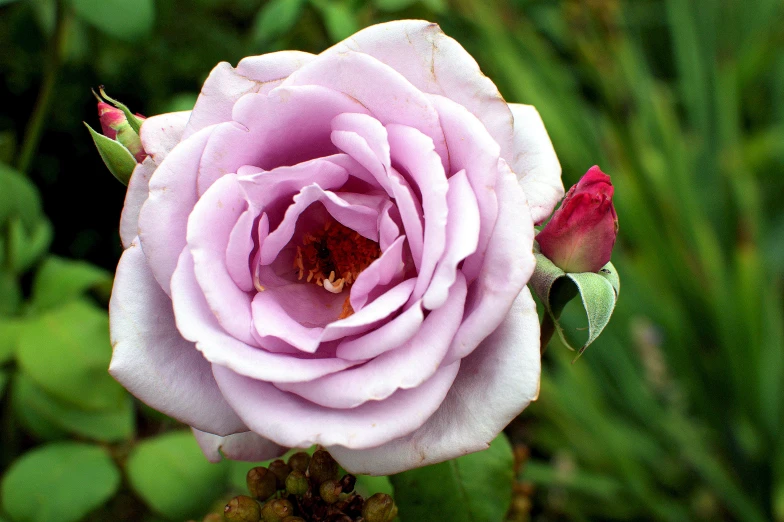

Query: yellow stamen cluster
[293,219,380,299]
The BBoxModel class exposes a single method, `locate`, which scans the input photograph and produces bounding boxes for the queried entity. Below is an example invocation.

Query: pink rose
[536,166,617,273]
[97,101,147,163]
[109,20,563,475]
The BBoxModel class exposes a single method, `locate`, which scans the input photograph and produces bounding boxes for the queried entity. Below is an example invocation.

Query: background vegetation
[1,0,783,520]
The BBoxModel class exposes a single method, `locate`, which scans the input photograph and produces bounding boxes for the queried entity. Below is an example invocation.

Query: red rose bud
[96,101,147,163]
[536,165,618,273]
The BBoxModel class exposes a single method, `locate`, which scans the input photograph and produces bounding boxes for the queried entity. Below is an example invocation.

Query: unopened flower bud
[247,466,277,501]
[319,479,342,504]
[287,452,310,473]
[96,100,146,163]
[268,459,292,489]
[308,450,338,484]
[224,495,261,522]
[536,166,618,273]
[339,473,356,493]
[285,470,309,496]
[362,493,396,522]
[261,499,294,522]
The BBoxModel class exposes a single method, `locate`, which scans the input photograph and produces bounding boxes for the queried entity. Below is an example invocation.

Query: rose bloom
[109,20,563,475]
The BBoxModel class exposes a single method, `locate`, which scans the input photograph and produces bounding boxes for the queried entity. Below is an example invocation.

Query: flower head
[97,101,147,162]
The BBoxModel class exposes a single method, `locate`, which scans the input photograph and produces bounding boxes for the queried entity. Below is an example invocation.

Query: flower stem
[540,313,555,354]
[15,0,69,174]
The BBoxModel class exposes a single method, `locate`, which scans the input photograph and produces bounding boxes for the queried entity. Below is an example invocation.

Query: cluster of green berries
[220,449,397,522]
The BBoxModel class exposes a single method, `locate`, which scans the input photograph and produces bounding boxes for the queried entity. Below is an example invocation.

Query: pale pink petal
[197,86,369,194]
[328,287,540,476]
[138,125,217,295]
[139,111,191,164]
[330,113,392,194]
[183,52,316,139]
[193,429,286,463]
[324,20,514,164]
[445,160,535,363]
[109,241,246,436]
[349,235,406,311]
[120,157,156,249]
[277,274,466,408]
[422,170,479,310]
[213,361,460,449]
[225,207,255,292]
[282,51,449,172]
[171,249,357,382]
[335,301,423,361]
[428,94,501,281]
[508,103,563,224]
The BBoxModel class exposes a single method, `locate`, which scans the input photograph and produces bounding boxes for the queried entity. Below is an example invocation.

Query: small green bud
[224,495,261,522]
[287,452,310,473]
[285,470,309,496]
[308,449,338,484]
[260,499,294,522]
[319,479,342,504]
[268,459,292,489]
[362,493,396,522]
[247,467,277,501]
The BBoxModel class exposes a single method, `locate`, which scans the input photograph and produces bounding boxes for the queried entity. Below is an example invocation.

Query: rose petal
[192,428,286,463]
[282,51,449,172]
[138,125,217,295]
[225,207,255,292]
[324,20,514,165]
[213,360,460,449]
[109,241,246,436]
[120,157,156,249]
[508,103,563,224]
[328,287,540,476]
[139,111,191,164]
[335,300,424,361]
[349,235,406,311]
[183,51,316,139]
[171,248,358,382]
[445,159,535,363]
[330,113,393,194]
[277,274,466,408]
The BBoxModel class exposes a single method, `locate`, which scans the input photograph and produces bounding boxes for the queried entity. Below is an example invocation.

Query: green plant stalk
[15,0,69,174]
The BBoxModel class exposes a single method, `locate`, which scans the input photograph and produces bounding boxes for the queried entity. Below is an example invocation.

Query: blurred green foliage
[0,0,783,521]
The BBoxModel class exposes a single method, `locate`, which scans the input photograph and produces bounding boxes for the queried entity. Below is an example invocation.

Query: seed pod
[285,470,309,496]
[308,450,338,484]
[261,499,294,522]
[287,452,310,473]
[247,467,277,501]
[268,459,292,489]
[362,493,396,522]
[319,480,342,504]
[339,474,356,493]
[224,495,261,522]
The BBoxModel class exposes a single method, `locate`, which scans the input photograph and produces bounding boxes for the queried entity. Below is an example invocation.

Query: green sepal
[85,123,135,185]
[531,243,620,358]
[97,86,143,134]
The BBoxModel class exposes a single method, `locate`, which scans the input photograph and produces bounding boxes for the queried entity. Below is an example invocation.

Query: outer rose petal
[328,287,540,476]
[109,240,247,436]
[119,158,155,249]
[192,429,286,463]
[325,20,515,165]
[183,51,316,139]
[139,111,191,164]
[508,103,564,224]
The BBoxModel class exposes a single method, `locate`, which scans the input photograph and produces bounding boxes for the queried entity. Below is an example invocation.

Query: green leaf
[0,369,8,400]
[391,434,515,522]
[16,300,126,411]
[31,256,112,312]
[68,0,154,41]
[251,0,306,44]
[0,162,44,230]
[0,442,120,522]
[310,0,359,42]
[85,123,136,185]
[0,270,22,316]
[127,431,228,520]
[13,373,134,442]
[354,474,395,499]
[6,216,53,274]
[0,316,27,364]
[372,0,418,11]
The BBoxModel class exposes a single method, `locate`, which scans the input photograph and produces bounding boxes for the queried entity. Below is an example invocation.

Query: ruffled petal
[508,103,563,224]
[119,158,156,249]
[328,287,540,476]
[139,111,191,164]
[109,241,246,436]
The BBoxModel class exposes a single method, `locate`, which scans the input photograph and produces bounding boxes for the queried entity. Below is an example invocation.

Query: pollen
[293,218,380,306]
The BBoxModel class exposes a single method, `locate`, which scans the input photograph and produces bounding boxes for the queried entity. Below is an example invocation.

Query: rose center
[293,218,380,301]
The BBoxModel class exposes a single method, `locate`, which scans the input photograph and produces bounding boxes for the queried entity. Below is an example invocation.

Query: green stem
[15,0,69,174]
[540,313,555,354]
